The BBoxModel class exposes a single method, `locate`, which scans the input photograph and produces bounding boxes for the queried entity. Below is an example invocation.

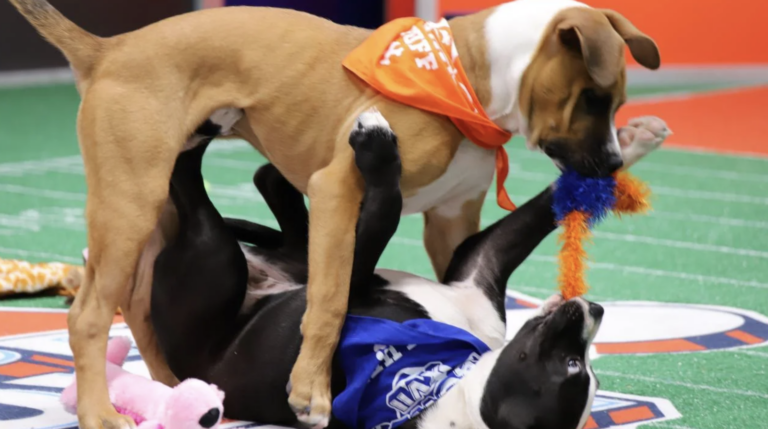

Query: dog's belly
[401,140,496,216]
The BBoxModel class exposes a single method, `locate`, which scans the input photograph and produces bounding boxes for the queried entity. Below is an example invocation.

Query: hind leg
[69,96,180,429]
[254,164,310,251]
[152,142,248,380]
[224,163,310,252]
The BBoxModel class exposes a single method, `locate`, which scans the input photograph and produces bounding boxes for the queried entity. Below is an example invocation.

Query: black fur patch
[194,119,222,137]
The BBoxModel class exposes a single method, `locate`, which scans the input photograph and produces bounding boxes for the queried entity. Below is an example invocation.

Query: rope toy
[553,169,651,300]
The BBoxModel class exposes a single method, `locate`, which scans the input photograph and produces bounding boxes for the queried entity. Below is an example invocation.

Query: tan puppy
[8,0,659,427]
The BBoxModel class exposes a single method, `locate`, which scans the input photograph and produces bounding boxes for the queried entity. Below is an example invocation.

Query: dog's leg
[423,194,486,281]
[224,163,310,252]
[223,217,283,249]
[442,187,557,311]
[287,130,366,429]
[348,109,402,286]
[121,199,180,387]
[152,140,248,380]
[254,163,310,252]
[69,97,180,429]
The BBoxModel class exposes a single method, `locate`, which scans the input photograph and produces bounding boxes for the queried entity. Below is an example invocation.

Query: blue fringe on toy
[553,169,617,226]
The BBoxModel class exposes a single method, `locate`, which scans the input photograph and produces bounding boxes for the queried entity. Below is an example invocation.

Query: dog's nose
[588,302,604,320]
[199,408,221,428]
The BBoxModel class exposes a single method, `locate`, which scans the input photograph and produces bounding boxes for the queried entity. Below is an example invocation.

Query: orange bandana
[343,17,516,211]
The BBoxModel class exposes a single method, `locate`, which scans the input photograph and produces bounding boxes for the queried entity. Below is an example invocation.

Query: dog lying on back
[146,109,669,429]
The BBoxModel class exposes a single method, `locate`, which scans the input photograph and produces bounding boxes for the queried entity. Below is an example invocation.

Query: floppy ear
[600,9,661,70]
[556,8,626,88]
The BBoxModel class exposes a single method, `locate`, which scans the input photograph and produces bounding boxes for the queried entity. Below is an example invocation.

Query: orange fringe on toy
[558,211,591,300]
[613,171,651,215]
[557,171,650,299]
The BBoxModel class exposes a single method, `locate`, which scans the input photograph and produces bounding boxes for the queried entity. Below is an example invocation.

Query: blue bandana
[332,315,491,429]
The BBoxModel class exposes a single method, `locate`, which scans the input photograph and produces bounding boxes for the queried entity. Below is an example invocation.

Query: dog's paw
[618,116,672,169]
[627,116,672,140]
[349,107,401,187]
[287,359,331,429]
[78,408,136,429]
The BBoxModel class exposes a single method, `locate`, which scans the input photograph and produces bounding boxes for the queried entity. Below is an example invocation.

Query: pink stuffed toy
[61,337,225,429]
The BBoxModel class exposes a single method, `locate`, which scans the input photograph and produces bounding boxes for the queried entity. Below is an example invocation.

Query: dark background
[0,0,384,72]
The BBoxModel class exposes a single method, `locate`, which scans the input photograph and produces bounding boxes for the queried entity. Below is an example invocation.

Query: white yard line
[659,144,768,161]
[494,169,768,205]
[732,349,768,359]
[0,212,85,232]
[505,147,768,182]
[477,216,768,254]
[649,423,703,429]
[630,162,768,184]
[510,284,616,302]
[208,185,266,203]
[595,370,768,399]
[652,186,768,205]
[205,158,261,170]
[483,211,768,232]
[592,231,768,259]
[562,258,768,290]
[0,246,81,264]
[0,184,86,201]
[649,211,768,230]
[390,237,768,289]
[0,156,84,176]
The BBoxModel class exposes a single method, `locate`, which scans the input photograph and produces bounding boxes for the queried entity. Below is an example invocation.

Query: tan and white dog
[9,0,659,428]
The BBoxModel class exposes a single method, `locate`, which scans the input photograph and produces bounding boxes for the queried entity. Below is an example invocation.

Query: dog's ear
[556,8,626,88]
[599,9,661,70]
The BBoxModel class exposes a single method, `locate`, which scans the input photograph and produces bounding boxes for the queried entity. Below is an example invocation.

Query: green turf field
[1,83,767,428]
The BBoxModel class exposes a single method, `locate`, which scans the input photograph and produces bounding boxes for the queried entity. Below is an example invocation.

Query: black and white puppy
[151,109,661,429]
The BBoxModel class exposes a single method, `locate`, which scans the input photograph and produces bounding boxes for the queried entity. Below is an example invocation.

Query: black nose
[198,408,221,428]
[599,154,624,175]
[589,302,604,319]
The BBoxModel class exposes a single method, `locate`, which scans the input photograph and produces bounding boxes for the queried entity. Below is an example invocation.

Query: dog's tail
[8,0,103,77]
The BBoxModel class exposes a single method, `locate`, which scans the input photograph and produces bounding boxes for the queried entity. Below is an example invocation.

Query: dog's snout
[199,408,221,428]
[588,302,604,320]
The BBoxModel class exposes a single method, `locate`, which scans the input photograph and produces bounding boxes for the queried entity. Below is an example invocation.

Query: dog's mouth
[542,141,623,178]
[536,295,604,345]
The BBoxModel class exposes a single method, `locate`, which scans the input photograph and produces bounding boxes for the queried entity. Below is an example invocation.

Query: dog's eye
[567,358,581,375]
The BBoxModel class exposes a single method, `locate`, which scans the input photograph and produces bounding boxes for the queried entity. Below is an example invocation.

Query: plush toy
[0,257,82,297]
[61,337,225,429]
[553,169,650,300]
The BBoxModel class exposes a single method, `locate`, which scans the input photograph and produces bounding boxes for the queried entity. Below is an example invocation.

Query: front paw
[287,356,332,429]
[618,116,672,168]
[349,107,401,187]
[78,407,136,429]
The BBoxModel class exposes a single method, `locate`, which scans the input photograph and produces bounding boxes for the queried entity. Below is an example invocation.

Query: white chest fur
[377,269,506,350]
[401,140,496,217]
